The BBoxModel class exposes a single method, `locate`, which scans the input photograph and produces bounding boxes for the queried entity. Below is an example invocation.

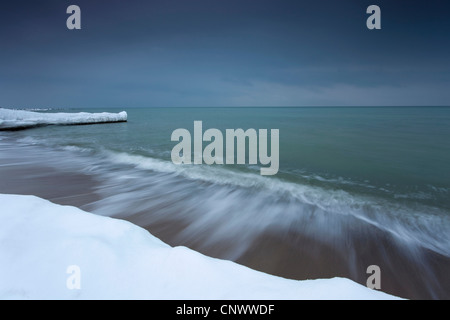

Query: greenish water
[11,107,450,210]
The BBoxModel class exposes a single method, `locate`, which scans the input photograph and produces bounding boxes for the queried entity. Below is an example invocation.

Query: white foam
[102,150,450,257]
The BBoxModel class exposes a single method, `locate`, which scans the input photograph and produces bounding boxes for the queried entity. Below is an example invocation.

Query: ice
[0,108,127,130]
[0,194,400,300]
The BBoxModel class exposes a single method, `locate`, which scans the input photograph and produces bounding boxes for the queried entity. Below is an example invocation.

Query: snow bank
[0,108,127,130]
[0,194,400,300]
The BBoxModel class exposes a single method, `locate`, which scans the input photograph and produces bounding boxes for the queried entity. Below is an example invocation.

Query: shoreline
[0,193,399,300]
[0,152,100,210]
[0,140,449,299]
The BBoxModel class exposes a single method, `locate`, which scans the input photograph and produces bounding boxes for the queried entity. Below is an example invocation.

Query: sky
[0,0,449,108]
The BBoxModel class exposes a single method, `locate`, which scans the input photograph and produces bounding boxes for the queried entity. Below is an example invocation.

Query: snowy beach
[0,193,398,300]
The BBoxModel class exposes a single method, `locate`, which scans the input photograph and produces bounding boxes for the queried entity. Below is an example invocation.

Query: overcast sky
[1,0,449,108]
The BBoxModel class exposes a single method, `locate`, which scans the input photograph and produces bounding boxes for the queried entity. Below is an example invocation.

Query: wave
[90,150,450,257]
[0,108,127,130]
[2,137,449,298]
[23,108,54,112]
[4,134,449,260]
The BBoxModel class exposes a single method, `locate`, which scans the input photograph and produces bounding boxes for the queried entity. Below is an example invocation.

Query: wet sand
[146,212,450,300]
[0,154,100,209]
[1,142,449,300]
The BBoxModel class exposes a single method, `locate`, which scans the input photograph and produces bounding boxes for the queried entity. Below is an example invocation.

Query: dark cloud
[0,0,449,107]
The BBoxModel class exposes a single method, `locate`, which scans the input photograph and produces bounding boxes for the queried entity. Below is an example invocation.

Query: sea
[1,106,449,299]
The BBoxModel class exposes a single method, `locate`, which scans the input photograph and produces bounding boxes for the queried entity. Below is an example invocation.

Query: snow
[0,108,127,130]
[0,194,400,300]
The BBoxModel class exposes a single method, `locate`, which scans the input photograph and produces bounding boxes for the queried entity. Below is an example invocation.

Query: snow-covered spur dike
[0,194,400,300]
[0,108,127,130]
